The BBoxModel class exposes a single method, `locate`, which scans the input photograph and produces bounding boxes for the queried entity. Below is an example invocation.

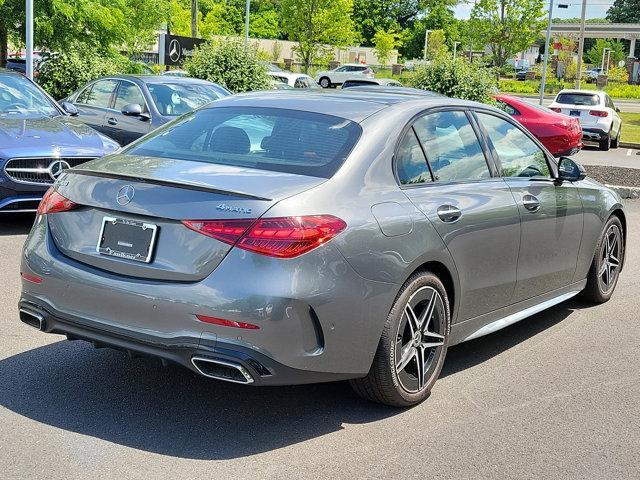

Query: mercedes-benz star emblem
[48,160,71,181]
[168,39,182,63]
[116,185,135,206]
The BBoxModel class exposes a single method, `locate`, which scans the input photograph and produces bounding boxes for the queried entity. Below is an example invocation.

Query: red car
[494,94,583,157]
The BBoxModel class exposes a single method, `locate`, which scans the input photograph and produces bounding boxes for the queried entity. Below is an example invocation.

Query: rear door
[109,80,153,145]
[606,95,622,137]
[73,79,118,136]
[474,111,583,303]
[398,109,521,322]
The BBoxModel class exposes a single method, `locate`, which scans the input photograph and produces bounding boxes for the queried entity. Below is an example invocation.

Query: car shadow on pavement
[441,300,581,378]
[0,300,582,460]
[0,214,35,236]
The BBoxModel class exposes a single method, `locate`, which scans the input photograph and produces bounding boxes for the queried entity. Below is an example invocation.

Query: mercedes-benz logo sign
[116,185,135,206]
[168,39,182,63]
[48,160,71,181]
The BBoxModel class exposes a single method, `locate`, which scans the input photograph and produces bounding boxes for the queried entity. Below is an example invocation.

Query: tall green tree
[586,39,626,66]
[399,1,459,60]
[280,0,357,72]
[468,0,545,68]
[606,0,640,23]
[372,29,402,65]
[352,0,422,47]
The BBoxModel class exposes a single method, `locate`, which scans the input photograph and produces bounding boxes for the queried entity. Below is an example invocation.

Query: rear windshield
[125,106,362,178]
[556,93,600,106]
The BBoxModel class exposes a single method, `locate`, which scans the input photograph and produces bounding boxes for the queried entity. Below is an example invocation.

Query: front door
[474,111,584,303]
[397,109,521,322]
[109,81,152,145]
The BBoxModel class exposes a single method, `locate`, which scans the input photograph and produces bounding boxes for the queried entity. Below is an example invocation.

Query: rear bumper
[18,297,359,385]
[582,128,608,142]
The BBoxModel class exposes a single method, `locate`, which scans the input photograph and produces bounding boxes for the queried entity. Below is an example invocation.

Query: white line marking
[628,149,633,156]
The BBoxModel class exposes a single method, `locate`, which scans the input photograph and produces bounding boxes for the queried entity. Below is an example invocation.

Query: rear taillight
[183,215,347,258]
[589,110,608,117]
[550,107,562,113]
[36,188,77,215]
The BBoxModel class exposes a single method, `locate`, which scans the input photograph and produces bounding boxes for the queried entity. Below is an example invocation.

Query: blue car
[0,70,119,213]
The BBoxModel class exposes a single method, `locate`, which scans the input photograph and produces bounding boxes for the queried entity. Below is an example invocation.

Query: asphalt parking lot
[573,145,640,169]
[1,205,639,480]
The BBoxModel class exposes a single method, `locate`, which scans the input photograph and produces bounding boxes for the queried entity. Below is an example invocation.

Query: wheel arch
[405,260,457,323]
[610,207,627,269]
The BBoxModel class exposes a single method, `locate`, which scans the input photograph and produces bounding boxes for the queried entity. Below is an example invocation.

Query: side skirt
[449,280,586,345]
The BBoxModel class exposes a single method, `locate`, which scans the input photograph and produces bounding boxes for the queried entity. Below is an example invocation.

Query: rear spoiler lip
[65,168,273,202]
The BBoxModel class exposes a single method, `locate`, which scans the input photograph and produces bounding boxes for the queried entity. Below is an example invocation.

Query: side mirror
[59,101,78,116]
[615,107,621,113]
[557,157,586,182]
[121,103,143,116]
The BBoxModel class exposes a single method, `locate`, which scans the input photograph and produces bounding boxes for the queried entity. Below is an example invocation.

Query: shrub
[407,55,497,103]
[607,65,629,84]
[37,50,138,100]
[184,38,271,93]
[604,84,640,99]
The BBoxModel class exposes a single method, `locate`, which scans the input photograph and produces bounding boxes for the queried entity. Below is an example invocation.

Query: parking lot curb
[620,142,640,149]
[607,184,640,199]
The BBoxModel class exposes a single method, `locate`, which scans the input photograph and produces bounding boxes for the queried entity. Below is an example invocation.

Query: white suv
[315,64,374,88]
[549,89,622,151]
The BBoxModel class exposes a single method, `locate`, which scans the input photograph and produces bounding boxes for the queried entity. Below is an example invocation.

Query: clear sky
[454,1,613,20]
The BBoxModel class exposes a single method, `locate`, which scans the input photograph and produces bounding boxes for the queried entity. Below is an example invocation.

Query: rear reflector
[21,272,43,284]
[37,188,77,215]
[196,314,260,330]
[589,110,608,117]
[183,215,347,258]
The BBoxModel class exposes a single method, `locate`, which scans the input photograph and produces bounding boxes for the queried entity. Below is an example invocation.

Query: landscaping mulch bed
[584,164,640,188]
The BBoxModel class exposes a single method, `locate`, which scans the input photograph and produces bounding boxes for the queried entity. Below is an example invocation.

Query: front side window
[413,111,491,182]
[477,112,550,178]
[126,106,361,178]
[114,82,146,112]
[147,83,224,116]
[83,80,118,108]
[396,129,431,185]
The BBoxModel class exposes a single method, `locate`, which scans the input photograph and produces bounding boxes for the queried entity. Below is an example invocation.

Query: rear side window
[396,129,431,185]
[413,111,491,182]
[126,106,361,178]
[496,100,519,116]
[477,112,550,178]
[556,93,600,106]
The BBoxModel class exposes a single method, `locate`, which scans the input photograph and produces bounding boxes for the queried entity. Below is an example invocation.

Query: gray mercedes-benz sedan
[19,91,625,407]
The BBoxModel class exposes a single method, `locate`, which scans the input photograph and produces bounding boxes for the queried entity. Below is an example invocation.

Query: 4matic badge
[216,203,253,215]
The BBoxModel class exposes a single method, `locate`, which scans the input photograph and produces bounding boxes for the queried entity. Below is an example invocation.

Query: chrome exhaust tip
[19,308,45,331]
[191,357,254,384]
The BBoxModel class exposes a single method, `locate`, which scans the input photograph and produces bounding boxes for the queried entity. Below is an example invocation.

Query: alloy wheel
[395,286,446,394]
[598,224,622,294]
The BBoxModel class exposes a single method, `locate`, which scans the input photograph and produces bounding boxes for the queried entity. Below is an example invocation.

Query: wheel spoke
[598,260,608,278]
[396,345,415,372]
[404,305,418,336]
[416,346,426,390]
[417,289,436,330]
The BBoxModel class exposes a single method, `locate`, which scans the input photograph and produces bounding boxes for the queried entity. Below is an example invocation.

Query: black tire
[350,271,450,407]
[599,132,611,151]
[611,129,620,149]
[581,215,624,304]
[319,77,331,88]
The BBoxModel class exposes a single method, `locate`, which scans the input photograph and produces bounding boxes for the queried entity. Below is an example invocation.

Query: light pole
[539,0,554,104]
[423,29,431,61]
[575,0,588,89]
[601,47,611,74]
[26,0,33,80]
[245,0,250,46]
[191,0,198,37]
[453,41,461,60]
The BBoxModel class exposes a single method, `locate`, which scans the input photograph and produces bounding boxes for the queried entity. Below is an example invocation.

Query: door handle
[107,117,118,126]
[522,194,540,212]
[436,204,462,223]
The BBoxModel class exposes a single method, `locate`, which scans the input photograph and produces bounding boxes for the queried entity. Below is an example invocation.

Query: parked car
[495,94,582,157]
[62,75,231,145]
[20,90,625,407]
[342,78,402,88]
[515,68,530,81]
[587,68,603,83]
[0,70,119,213]
[269,79,295,90]
[315,64,374,88]
[549,89,622,151]
[266,71,320,89]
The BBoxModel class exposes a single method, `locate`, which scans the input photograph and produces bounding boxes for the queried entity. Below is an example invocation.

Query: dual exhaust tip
[191,357,255,384]
[20,307,255,385]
